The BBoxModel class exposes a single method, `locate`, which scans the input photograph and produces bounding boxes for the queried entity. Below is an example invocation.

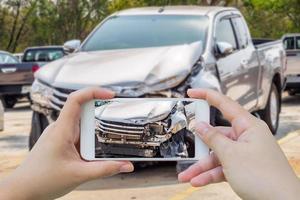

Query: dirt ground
[0,93,300,200]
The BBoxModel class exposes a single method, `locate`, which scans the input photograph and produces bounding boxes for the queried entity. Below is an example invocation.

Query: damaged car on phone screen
[94,100,197,158]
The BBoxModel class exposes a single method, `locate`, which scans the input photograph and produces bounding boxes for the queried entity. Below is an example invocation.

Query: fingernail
[119,163,134,173]
[178,173,186,183]
[196,122,210,136]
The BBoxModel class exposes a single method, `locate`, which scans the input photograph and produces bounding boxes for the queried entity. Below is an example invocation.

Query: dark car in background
[0,46,65,108]
[23,46,65,67]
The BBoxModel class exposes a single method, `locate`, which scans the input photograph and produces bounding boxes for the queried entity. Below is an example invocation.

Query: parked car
[282,34,300,95]
[0,46,65,108]
[0,50,34,108]
[29,6,286,155]
[23,46,65,67]
[13,53,23,62]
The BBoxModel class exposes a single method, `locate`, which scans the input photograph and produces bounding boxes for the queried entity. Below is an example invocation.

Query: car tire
[258,83,280,135]
[288,90,296,96]
[2,96,17,109]
[29,111,49,150]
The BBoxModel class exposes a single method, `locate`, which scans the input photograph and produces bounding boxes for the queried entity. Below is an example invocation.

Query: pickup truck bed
[281,34,300,94]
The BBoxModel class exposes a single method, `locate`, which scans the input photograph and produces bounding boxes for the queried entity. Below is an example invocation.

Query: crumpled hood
[35,41,202,90]
[95,100,176,124]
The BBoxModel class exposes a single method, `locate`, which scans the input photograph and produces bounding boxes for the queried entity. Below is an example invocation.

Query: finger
[190,166,225,187]
[215,126,237,140]
[81,161,134,181]
[196,122,233,159]
[178,152,220,182]
[57,87,115,126]
[188,89,254,136]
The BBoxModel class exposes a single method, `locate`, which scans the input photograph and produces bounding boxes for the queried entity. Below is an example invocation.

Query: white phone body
[80,98,210,161]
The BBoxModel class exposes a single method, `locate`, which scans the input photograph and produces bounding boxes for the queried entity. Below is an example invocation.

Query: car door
[215,14,259,110]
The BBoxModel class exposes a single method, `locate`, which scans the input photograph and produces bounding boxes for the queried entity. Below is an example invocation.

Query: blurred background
[1,0,300,53]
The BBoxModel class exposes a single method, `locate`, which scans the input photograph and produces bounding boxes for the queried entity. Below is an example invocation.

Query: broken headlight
[148,123,164,135]
[30,79,53,107]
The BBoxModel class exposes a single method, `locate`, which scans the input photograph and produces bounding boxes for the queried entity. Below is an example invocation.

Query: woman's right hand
[179,89,300,200]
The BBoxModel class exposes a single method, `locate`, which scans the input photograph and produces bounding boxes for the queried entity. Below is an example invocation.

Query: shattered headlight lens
[30,79,53,107]
[148,123,165,135]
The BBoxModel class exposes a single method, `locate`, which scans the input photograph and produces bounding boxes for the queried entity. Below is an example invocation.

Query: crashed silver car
[30,6,285,154]
[95,100,196,158]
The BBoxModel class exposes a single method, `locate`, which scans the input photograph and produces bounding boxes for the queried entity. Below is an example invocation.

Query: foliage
[0,0,299,53]
[242,0,300,38]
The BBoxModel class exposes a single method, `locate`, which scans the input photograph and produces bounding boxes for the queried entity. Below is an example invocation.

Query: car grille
[50,87,75,111]
[97,120,144,141]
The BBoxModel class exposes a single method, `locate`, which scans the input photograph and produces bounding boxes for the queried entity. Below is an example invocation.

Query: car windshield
[82,15,208,51]
[23,49,64,62]
[0,53,19,64]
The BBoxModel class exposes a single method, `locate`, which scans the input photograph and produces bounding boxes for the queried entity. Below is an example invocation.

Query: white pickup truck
[282,34,300,95]
[29,6,286,156]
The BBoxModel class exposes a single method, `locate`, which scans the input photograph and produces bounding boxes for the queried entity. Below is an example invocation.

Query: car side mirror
[63,39,81,53]
[216,42,234,57]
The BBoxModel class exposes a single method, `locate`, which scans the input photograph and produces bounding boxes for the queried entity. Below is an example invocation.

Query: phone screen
[93,99,207,159]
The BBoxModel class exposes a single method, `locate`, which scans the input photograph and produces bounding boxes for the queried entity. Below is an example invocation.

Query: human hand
[178,89,300,200]
[0,88,134,200]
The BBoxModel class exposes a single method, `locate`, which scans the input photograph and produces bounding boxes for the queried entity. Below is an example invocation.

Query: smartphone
[80,98,210,161]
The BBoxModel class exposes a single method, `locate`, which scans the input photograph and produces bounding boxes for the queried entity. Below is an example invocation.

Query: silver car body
[30,6,285,151]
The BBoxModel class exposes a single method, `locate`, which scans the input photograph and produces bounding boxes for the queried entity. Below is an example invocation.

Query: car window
[284,37,295,50]
[232,17,249,49]
[23,49,64,62]
[0,53,19,64]
[216,18,237,50]
[82,15,209,51]
[296,37,300,49]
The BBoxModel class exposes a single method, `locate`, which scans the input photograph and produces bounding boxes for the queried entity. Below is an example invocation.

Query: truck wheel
[29,111,49,150]
[2,96,17,109]
[258,83,280,135]
[288,90,296,96]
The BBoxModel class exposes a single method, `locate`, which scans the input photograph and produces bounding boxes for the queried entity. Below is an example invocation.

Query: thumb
[196,122,233,159]
[81,161,134,181]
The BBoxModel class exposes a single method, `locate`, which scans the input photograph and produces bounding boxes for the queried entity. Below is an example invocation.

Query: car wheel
[2,96,17,109]
[29,111,49,150]
[288,90,296,96]
[258,83,280,135]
